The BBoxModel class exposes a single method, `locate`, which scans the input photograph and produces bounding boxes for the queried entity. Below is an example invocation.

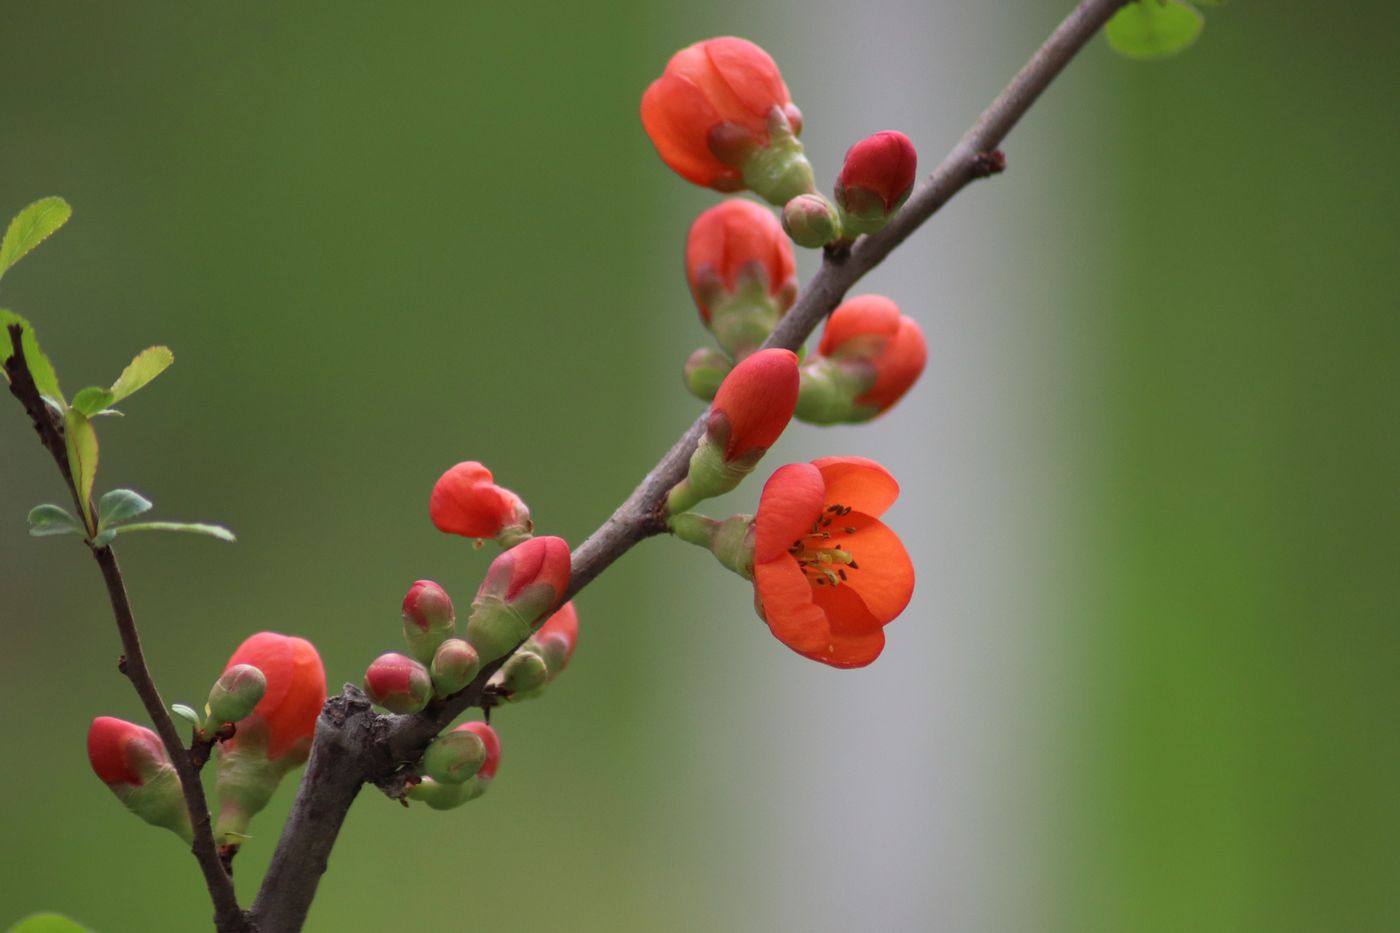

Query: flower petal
[812,456,900,517]
[754,462,824,563]
[641,73,728,187]
[754,557,828,655]
[837,512,915,625]
[810,582,887,668]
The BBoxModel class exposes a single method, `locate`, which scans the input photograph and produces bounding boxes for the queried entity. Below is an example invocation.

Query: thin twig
[246,2,1129,929]
[4,326,249,933]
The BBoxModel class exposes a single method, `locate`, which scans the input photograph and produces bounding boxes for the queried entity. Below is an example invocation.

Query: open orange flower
[752,457,914,668]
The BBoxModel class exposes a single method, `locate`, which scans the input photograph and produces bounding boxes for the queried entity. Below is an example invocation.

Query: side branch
[248,2,1127,929]
[4,328,248,933]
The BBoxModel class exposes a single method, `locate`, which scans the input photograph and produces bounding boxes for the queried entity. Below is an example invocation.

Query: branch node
[972,149,1008,178]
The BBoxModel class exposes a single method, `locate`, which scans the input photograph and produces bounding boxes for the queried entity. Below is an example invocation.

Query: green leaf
[7,914,94,933]
[63,409,98,532]
[0,197,72,281]
[109,346,173,403]
[1106,0,1205,60]
[115,521,236,542]
[91,529,116,548]
[27,504,84,537]
[0,309,65,405]
[170,703,202,730]
[98,488,153,527]
[70,386,115,417]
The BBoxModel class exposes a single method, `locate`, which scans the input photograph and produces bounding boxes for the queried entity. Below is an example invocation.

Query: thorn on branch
[972,149,1007,178]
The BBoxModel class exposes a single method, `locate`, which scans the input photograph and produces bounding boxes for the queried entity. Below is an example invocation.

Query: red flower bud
[686,200,797,324]
[222,632,326,763]
[816,295,927,416]
[364,652,433,714]
[835,131,918,235]
[459,721,501,781]
[467,535,572,663]
[429,461,533,546]
[641,38,813,205]
[710,348,800,461]
[88,716,166,787]
[532,601,579,676]
[88,717,192,842]
[402,579,456,663]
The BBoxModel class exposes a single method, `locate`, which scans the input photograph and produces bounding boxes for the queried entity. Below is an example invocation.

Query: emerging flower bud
[430,638,481,698]
[422,726,488,785]
[834,131,918,236]
[214,632,326,844]
[782,193,842,249]
[207,664,267,726]
[466,536,572,664]
[87,717,192,842]
[682,347,732,402]
[407,722,501,810]
[641,37,815,205]
[429,461,533,548]
[531,602,579,678]
[667,349,800,514]
[797,295,927,423]
[401,579,456,664]
[364,652,433,714]
[685,200,797,359]
[491,649,549,700]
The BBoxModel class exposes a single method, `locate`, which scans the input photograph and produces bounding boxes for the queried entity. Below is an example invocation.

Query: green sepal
[421,730,487,785]
[407,775,490,811]
[740,109,816,207]
[111,765,193,843]
[465,596,535,666]
[495,650,549,702]
[793,357,879,425]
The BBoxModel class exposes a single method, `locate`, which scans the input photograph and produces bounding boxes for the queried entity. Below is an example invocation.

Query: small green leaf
[115,521,236,542]
[27,504,84,537]
[0,309,64,405]
[63,409,99,532]
[91,529,116,548]
[98,488,153,528]
[1106,0,1204,60]
[0,197,72,281]
[7,914,94,933]
[70,386,115,417]
[170,703,202,730]
[89,408,124,418]
[109,346,173,403]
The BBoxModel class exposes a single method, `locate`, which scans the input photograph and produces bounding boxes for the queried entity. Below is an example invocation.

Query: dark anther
[843,527,856,534]
[848,560,860,570]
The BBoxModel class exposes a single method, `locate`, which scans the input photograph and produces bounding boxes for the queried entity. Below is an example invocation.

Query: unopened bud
[207,664,267,726]
[466,536,571,664]
[782,193,842,249]
[531,602,579,678]
[835,131,918,236]
[683,347,732,402]
[87,717,192,842]
[429,461,533,547]
[422,728,487,784]
[402,579,456,663]
[796,295,927,423]
[364,652,432,714]
[491,649,549,701]
[430,638,480,698]
[667,349,799,515]
[408,722,500,810]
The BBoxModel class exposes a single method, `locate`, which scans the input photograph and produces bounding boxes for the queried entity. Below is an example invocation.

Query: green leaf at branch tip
[170,703,202,731]
[62,409,99,533]
[1105,0,1204,61]
[114,521,236,542]
[0,197,72,282]
[97,488,153,528]
[0,309,65,405]
[6,914,95,933]
[27,504,85,537]
[109,346,173,403]
[70,386,115,417]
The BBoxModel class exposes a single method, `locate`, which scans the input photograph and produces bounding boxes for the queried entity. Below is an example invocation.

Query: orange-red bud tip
[429,461,532,544]
[711,348,800,460]
[222,632,326,763]
[88,716,166,786]
[835,131,918,235]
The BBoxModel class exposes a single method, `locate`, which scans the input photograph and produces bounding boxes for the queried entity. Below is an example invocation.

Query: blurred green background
[2,2,1397,931]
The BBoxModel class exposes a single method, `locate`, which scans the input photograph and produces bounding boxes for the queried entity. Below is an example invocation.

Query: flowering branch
[244,1,1129,929]
[3,325,247,933]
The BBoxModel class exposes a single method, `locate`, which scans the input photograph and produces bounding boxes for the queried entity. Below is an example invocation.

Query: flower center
[787,502,862,588]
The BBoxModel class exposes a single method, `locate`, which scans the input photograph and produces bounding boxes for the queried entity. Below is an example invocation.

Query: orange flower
[686,199,797,325]
[429,461,532,544]
[641,38,813,205]
[752,457,914,668]
[222,632,326,764]
[816,295,927,416]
